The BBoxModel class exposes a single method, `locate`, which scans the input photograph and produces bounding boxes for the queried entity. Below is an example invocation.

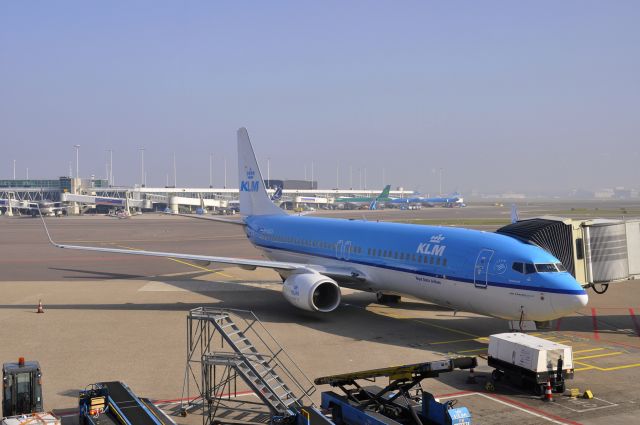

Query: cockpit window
[556,262,567,272]
[512,262,536,274]
[535,263,559,273]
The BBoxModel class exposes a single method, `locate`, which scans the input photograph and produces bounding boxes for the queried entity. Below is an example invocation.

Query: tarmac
[1,202,640,424]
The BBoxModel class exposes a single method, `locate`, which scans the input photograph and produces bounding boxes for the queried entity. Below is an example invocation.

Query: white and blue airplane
[40,128,588,321]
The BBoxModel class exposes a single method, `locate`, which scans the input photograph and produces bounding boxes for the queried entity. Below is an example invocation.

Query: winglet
[511,204,519,224]
[37,206,58,247]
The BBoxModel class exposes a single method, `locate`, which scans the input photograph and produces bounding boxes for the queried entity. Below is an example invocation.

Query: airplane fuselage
[245,215,587,321]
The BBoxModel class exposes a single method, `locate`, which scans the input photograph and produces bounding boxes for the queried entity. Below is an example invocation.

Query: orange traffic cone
[37,300,44,314]
[543,378,553,402]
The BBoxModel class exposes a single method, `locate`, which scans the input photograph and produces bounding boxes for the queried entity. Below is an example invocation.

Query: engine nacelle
[282,273,341,313]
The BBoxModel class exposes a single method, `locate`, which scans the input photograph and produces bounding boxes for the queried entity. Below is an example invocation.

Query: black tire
[491,370,502,382]
[534,384,545,396]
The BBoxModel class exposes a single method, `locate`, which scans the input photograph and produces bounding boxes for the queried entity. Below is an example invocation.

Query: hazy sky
[1,1,638,194]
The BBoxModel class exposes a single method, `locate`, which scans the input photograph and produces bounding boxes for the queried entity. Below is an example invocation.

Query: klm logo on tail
[240,168,260,192]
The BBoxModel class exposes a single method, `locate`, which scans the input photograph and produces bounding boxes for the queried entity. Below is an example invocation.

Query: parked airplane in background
[334,185,393,210]
[1,198,66,217]
[40,128,587,322]
[389,193,465,208]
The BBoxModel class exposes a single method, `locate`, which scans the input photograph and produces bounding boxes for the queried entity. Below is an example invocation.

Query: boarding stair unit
[181,307,315,425]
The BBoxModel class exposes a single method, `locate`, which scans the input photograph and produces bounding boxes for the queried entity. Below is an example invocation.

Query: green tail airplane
[334,185,393,209]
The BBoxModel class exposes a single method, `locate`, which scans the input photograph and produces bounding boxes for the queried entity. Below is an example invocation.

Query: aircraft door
[343,241,352,260]
[474,249,494,288]
[335,240,343,259]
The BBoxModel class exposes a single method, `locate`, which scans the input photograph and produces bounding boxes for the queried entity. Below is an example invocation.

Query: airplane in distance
[388,193,466,208]
[1,198,66,217]
[40,128,588,322]
[334,185,393,210]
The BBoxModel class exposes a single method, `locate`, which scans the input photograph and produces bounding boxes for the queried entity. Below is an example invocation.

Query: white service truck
[488,333,574,394]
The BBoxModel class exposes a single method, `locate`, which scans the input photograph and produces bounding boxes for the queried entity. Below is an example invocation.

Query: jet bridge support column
[169,196,179,214]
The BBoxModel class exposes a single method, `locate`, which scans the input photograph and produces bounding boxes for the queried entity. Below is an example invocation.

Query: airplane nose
[551,291,588,315]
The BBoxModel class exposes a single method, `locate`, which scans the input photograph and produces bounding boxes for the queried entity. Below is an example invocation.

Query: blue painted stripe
[252,240,588,296]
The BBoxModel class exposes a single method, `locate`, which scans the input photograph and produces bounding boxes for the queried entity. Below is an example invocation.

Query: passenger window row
[367,247,447,267]
[254,231,447,267]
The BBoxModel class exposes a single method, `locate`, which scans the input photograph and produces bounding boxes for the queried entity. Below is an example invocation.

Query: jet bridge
[497,216,639,293]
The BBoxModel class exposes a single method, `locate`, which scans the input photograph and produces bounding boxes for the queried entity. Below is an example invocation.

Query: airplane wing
[38,213,366,283]
[164,211,245,225]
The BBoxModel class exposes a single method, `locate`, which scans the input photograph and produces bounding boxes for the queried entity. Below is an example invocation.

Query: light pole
[173,152,177,187]
[223,157,227,188]
[73,145,80,179]
[107,149,113,186]
[139,148,145,187]
[209,153,213,188]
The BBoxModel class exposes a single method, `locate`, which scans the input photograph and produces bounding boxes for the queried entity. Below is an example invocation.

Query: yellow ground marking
[574,361,640,372]
[414,319,482,338]
[167,257,234,278]
[429,337,489,346]
[115,244,234,278]
[573,351,623,361]
[364,305,484,340]
[456,347,488,354]
[574,365,594,372]
[554,340,571,344]
[573,348,605,354]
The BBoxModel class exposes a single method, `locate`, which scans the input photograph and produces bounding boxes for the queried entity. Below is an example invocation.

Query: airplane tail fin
[377,185,391,200]
[237,128,286,217]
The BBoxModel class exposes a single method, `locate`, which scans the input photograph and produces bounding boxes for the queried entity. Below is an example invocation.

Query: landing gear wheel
[376,293,401,304]
[491,369,503,382]
[484,382,495,392]
[592,283,609,294]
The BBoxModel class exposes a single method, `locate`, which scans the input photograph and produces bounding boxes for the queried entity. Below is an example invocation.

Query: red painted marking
[629,308,640,337]
[435,390,474,398]
[591,308,600,340]
[555,318,562,331]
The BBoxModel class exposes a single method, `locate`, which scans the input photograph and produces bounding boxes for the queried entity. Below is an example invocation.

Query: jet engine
[282,273,341,312]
